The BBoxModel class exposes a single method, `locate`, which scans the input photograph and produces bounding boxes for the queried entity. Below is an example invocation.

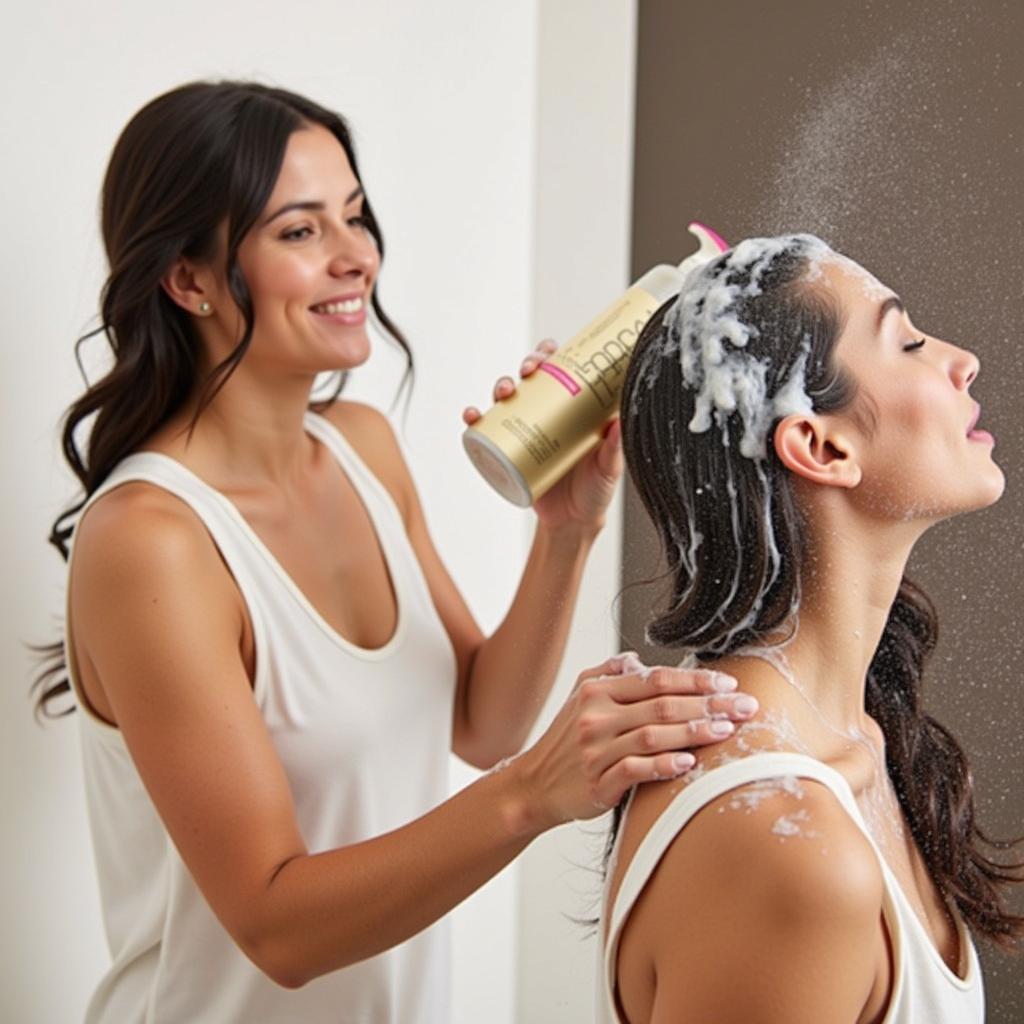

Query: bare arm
[617,781,885,1024]
[330,400,755,769]
[452,344,624,763]
[450,432,618,764]
[71,486,741,989]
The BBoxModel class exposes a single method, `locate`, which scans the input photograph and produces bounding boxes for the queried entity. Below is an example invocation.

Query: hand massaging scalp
[462,223,729,506]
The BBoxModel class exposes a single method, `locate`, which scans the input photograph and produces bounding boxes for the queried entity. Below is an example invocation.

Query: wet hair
[33,80,413,717]
[616,236,1023,946]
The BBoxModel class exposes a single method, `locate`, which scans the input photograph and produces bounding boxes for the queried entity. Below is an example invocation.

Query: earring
[198,301,212,315]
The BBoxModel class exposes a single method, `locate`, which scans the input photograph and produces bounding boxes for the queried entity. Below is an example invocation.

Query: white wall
[516,3,637,1021]
[0,2,635,1021]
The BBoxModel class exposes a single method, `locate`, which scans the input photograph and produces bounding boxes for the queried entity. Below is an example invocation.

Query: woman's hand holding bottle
[462,338,622,533]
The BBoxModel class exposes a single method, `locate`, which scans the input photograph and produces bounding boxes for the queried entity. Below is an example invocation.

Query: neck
[743,502,927,734]
[161,361,321,488]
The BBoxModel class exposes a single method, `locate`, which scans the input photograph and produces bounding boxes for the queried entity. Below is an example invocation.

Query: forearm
[237,651,732,990]
[249,762,546,987]
[457,520,599,764]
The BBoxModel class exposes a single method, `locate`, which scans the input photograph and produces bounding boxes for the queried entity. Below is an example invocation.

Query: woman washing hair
[35,81,761,1022]
[600,235,1022,1023]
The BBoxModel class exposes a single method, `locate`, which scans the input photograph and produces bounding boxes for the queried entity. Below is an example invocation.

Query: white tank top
[66,411,458,1024]
[599,752,984,1023]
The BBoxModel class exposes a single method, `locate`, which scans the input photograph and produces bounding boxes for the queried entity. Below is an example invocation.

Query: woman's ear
[161,258,215,318]
[773,414,862,489]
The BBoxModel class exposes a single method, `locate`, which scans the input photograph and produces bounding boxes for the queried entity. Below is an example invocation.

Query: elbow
[267,967,309,992]
[479,740,526,771]
[241,929,314,990]
[456,747,497,772]
[235,889,316,989]
[453,693,528,769]
[454,730,525,771]
[233,856,366,989]
[263,952,312,992]
[229,855,341,989]
[273,971,311,992]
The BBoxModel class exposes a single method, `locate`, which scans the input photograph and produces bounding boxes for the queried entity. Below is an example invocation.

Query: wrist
[535,517,602,551]
[488,753,557,840]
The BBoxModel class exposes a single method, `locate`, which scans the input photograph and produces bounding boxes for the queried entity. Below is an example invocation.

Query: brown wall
[624,1,1023,1017]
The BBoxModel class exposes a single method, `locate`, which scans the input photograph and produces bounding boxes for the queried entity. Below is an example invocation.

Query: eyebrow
[262,185,364,226]
[876,294,905,329]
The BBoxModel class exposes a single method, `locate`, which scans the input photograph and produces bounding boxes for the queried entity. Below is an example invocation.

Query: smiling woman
[33,81,765,1023]
[206,136,380,373]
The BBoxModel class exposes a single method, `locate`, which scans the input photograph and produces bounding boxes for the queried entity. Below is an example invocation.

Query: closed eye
[903,338,926,352]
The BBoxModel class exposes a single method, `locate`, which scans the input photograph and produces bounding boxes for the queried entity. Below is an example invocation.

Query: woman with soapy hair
[599,235,1023,1023]
[33,80,761,1023]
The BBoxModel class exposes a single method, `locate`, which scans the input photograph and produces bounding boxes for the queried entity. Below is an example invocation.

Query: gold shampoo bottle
[462,222,728,506]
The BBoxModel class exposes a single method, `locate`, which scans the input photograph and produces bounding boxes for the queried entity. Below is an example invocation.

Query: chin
[980,465,1007,506]
[945,455,1007,515]
[319,333,372,372]
[949,470,1006,518]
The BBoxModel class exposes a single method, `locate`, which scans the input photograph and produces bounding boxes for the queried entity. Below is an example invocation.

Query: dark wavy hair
[616,238,1023,947]
[33,80,413,718]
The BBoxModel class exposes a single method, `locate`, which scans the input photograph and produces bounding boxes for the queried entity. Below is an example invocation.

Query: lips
[309,293,368,328]
[966,402,995,445]
[310,295,365,316]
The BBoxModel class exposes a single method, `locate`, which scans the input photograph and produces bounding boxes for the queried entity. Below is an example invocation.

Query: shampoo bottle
[462,222,729,506]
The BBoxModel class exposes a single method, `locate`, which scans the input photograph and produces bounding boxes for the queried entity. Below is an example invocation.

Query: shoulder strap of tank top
[71,451,253,558]
[604,752,862,1016]
[68,450,281,644]
[73,452,212,532]
[303,410,405,523]
[72,412,398,556]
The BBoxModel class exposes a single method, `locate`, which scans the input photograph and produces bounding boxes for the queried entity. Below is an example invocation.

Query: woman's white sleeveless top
[598,752,984,1023]
[66,412,457,1023]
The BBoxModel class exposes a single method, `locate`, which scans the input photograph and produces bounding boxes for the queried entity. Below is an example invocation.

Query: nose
[949,344,979,391]
[327,227,378,281]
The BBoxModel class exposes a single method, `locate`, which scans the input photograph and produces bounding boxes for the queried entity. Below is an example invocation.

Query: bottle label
[463,283,667,505]
[546,286,658,409]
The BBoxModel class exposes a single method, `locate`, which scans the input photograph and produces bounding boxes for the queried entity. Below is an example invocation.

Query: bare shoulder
[673,776,880,905]
[73,480,228,588]
[623,771,881,924]
[317,398,400,454]
[316,400,413,521]
[616,653,859,872]
[616,773,884,1023]
[318,396,391,433]
[71,481,244,656]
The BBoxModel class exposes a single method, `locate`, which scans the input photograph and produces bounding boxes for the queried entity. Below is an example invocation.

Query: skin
[606,258,1002,1023]
[66,122,761,988]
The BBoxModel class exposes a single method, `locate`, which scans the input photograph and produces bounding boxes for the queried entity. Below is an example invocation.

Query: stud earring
[198,301,212,315]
